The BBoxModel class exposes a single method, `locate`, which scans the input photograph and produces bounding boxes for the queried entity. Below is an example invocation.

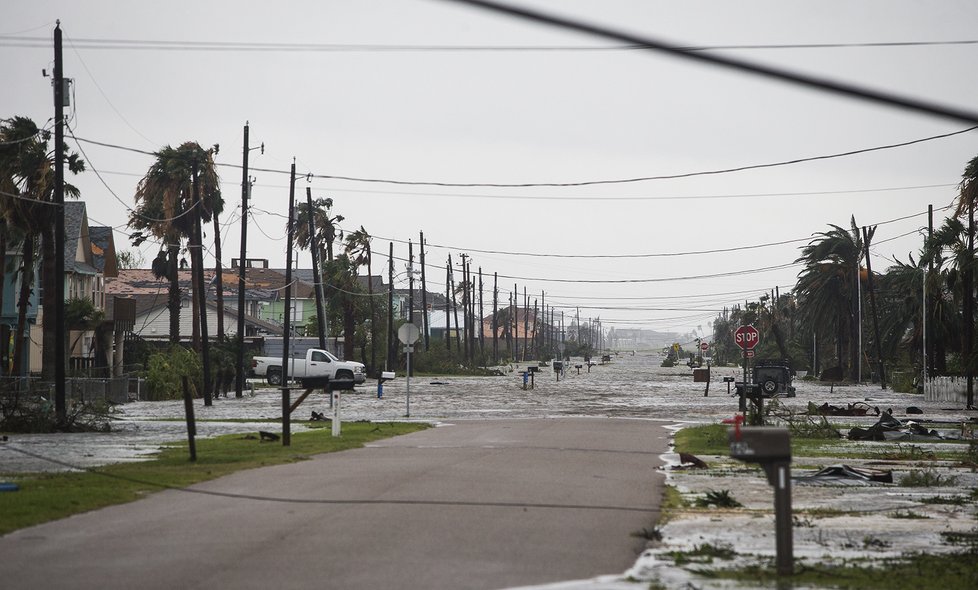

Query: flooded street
[4,353,978,589]
[1,352,958,472]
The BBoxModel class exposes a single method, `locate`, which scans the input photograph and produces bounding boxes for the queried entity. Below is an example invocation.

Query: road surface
[1,417,668,590]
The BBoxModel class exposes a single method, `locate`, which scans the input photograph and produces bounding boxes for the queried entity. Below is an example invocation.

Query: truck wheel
[336,370,353,381]
[761,379,778,395]
[267,369,282,386]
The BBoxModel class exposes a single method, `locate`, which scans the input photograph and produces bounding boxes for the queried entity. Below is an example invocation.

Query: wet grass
[0,421,428,535]
[674,424,973,461]
[695,550,978,589]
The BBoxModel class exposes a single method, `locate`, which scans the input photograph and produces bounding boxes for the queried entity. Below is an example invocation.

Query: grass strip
[0,421,428,535]
[674,423,972,461]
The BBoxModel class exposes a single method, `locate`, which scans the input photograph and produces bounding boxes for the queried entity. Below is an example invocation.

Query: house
[0,228,39,375]
[105,268,282,341]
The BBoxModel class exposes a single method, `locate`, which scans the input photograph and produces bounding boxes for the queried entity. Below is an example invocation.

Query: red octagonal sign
[734,325,760,350]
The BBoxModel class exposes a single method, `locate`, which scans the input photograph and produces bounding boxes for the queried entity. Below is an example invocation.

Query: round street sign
[699,341,710,352]
[734,325,760,350]
[398,323,421,345]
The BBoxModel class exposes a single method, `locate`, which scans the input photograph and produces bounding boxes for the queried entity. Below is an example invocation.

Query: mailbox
[728,426,791,462]
[552,361,564,372]
[380,371,395,381]
[527,366,539,373]
[728,425,794,576]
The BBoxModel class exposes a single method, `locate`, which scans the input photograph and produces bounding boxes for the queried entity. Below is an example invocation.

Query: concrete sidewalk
[1,418,668,590]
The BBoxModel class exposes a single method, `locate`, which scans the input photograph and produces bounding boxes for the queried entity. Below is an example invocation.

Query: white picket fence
[923,375,969,403]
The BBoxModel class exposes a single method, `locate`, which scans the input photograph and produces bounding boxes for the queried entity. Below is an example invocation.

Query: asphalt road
[1,418,668,590]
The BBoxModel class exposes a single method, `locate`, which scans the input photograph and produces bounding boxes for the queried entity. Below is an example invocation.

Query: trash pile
[796,463,893,483]
[847,412,944,441]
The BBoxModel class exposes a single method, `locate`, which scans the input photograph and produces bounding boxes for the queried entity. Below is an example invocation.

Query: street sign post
[734,325,760,412]
[398,323,421,417]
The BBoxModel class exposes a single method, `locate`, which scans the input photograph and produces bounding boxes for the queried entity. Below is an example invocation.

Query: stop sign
[700,341,709,352]
[734,325,759,350]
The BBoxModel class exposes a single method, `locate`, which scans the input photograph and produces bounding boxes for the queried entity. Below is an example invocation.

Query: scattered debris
[847,414,943,441]
[813,401,880,416]
[677,452,708,469]
[797,464,893,484]
[907,406,924,414]
[429,381,450,385]
[258,430,281,442]
[0,482,20,492]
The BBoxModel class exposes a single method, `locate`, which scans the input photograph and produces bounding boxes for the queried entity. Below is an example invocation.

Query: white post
[406,345,412,417]
[331,390,341,437]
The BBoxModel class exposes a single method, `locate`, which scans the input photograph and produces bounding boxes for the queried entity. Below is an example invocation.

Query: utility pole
[408,240,415,326]
[191,157,212,405]
[419,231,430,351]
[523,286,529,362]
[460,254,469,362]
[927,204,934,377]
[280,161,297,446]
[492,272,498,364]
[307,187,326,349]
[53,21,67,425]
[478,267,485,357]
[967,194,976,409]
[449,255,461,355]
[445,260,452,354]
[235,122,255,398]
[387,242,394,370]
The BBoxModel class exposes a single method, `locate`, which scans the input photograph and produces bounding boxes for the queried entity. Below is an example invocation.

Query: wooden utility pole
[387,242,394,370]
[191,157,212,405]
[449,255,461,356]
[445,260,452,354]
[460,254,469,362]
[492,272,498,364]
[967,195,976,408]
[478,267,485,357]
[408,240,415,326]
[280,161,297,446]
[53,22,67,424]
[235,122,251,398]
[307,187,327,349]
[420,231,430,351]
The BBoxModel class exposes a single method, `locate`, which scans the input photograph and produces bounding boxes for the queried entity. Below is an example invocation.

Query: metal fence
[0,375,143,405]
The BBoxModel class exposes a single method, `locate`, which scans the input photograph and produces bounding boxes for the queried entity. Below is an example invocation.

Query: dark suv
[735,359,796,398]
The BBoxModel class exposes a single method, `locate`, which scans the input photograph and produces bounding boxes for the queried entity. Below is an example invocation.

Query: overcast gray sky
[4,0,978,339]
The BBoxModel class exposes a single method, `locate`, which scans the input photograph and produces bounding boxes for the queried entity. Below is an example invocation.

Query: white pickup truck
[251,348,366,387]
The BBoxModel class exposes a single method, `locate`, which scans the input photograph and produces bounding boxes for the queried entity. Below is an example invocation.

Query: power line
[5,35,978,52]
[74,124,976,188]
[446,0,978,126]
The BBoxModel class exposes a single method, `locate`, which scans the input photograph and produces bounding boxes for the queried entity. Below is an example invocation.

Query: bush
[145,345,202,400]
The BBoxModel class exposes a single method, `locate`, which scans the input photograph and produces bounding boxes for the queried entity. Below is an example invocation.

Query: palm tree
[129,142,221,345]
[294,197,344,264]
[322,253,365,360]
[345,226,374,371]
[794,217,863,380]
[0,117,84,377]
[919,217,972,375]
